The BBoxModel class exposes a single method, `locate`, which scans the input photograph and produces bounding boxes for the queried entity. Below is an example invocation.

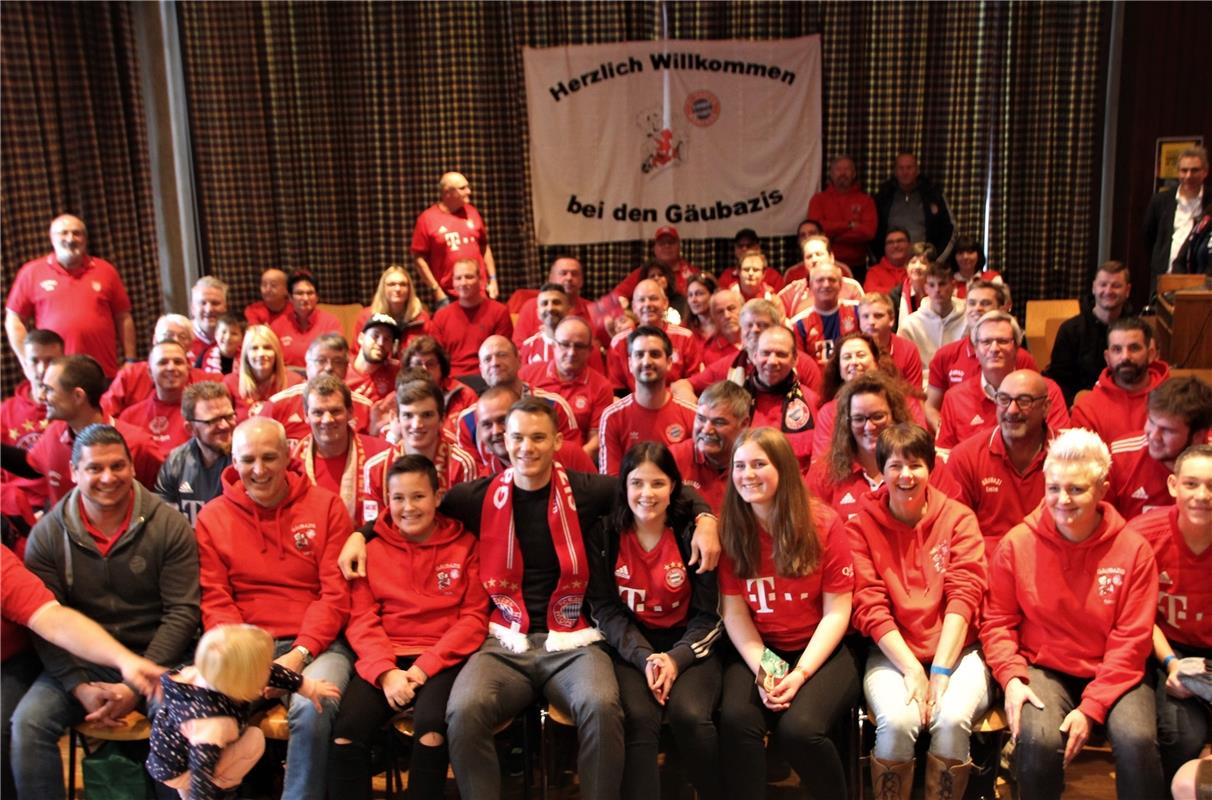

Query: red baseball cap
[654,226,680,241]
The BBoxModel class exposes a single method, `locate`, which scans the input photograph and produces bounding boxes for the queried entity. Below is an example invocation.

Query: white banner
[523,37,821,245]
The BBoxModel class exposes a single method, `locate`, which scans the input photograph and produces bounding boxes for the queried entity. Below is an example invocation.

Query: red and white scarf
[296,431,364,520]
[479,464,602,653]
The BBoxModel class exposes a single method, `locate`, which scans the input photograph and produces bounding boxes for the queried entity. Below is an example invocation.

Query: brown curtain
[1,1,161,391]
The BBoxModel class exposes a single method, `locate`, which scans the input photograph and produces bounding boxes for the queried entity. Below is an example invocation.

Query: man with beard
[669,381,752,512]
[744,326,819,469]
[517,284,603,372]
[345,314,401,404]
[117,340,192,459]
[1045,260,1133,405]
[464,385,595,477]
[599,327,697,475]
[154,381,235,523]
[512,257,597,347]
[520,317,614,461]
[607,280,701,392]
[1071,318,1171,445]
[934,370,1054,554]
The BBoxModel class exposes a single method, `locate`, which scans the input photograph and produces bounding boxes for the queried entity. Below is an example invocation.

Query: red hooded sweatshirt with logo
[1070,360,1170,446]
[195,468,352,655]
[980,502,1158,723]
[847,485,987,661]
[346,513,489,685]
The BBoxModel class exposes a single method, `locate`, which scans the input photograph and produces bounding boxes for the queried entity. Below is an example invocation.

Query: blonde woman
[223,325,301,420]
[353,265,431,356]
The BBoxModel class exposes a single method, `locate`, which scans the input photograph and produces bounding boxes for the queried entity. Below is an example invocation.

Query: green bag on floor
[81,741,155,800]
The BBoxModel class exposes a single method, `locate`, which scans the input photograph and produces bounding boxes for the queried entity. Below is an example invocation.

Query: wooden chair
[318,302,365,345]
[66,711,152,800]
[1024,298,1079,369]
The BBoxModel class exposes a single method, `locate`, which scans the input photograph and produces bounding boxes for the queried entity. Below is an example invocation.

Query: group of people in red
[2,152,1211,800]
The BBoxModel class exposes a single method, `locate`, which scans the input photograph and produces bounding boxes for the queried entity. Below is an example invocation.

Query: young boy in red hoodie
[980,428,1164,800]
[329,453,489,800]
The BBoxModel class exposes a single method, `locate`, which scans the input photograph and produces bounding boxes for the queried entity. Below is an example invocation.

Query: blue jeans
[268,638,353,800]
[1015,665,1165,800]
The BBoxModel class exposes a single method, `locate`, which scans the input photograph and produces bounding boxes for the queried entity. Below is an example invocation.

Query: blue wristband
[1163,655,1177,669]
[930,664,954,677]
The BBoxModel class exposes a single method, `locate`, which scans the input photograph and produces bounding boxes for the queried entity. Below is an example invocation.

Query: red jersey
[847,486,986,661]
[5,254,131,377]
[670,439,728,514]
[259,383,373,448]
[689,349,823,396]
[980,503,1158,723]
[1108,435,1175,520]
[117,395,190,460]
[805,459,881,521]
[612,260,701,302]
[346,360,400,405]
[410,203,489,293]
[1128,507,1212,649]
[863,258,907,296]
[717,502,853,652]
[1070,361,1171,446]
[935,374,1069,457]
[2,382,48,451]
[520,361,615,438]
[243,300,288,327]
[607,324,702,392]
[700,332,743,366]
[347,514,488,685]
[27,418,162,504]
[614,527,692,629]
[749,384,821,469]
[790,304,860,362]
[511,294,596,347]
[101,362,221,418]
[886,333,924,390]
[361,431,477,524]
[933,426,1047,552]
[598,393,696,475]
[431,299,513,376]
[717,265,785,292]
[807,185,877,269]
[195,469,352,654]
[222,371,305,421]
[270,309,344,369]
[2,544,56,661]
[518,330,606,374]
[927,338,1037,393]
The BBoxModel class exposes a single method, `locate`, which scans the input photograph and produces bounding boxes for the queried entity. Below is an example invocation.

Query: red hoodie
[1070,360,1170,446]
[847,486,987,661]
[980,502,1158,723]
[195,468,352,654]
[346,513,489,685]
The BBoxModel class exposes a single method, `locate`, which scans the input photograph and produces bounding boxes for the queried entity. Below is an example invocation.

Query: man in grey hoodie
[10,423,199,800]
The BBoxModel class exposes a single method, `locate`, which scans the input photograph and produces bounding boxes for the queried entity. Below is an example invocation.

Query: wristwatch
[293,645,312,661]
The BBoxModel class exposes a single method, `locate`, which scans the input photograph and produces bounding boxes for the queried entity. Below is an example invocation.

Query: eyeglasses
[189,413,236,427]
[850,411,890,427]
[994,393,1047,410]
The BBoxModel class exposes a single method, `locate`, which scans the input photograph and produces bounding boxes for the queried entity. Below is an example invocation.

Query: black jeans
[614,649,722,800]
[718,644,860,800]
[1153,643,1212,783]
[328,656,461,800]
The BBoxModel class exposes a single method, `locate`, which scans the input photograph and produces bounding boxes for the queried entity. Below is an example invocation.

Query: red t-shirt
[1128,507,1212,649]
[1108,435,1175,521]
[512,295,596,348]
[670,440,728,514]
[117,395,190,460]
[520,361,615,437]
[410,203,489,293]
[345,360,400,405]
[259,384,373,448]
[927,338,1037,393]
[615,527,692,629]
[270,309,344,369]
[244,300,289,327]
[887,334,924,390]
[431,300,513,376]
[718,503,853,651]
[5,255,131,377]
[2,544,56,661]
[598,394,696,476]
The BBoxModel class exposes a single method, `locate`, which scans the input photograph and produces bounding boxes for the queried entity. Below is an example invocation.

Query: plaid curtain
[0,1,160,391]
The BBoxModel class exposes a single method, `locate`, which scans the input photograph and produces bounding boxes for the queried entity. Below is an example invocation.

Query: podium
[1155,274,1212,368]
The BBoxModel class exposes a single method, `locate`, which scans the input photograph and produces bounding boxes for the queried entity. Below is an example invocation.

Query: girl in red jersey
[846,424,989,799]
[1126,444,1212,783]
[328,454,488,800]
[980,428,1164,800]
[717,428,859,800]
[588,442,723,800]
[225,325,301,420]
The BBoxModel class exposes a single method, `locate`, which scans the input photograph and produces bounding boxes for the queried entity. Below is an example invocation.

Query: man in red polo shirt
[1109,376,1212,520]
[1071,317,1171,446]
[117,341,192,459]
[345,314,401,404]
[290,375,389,526]
[412,172,497,303]
[934,369,1053,553]
[26,356,162,505]
[431,259,512,376]
[606,280,701,392]
[669,381,752,513]
[5,215,135,379]
[935,312,1067,460]
[244,267,290,326]
[599,327,697,476]
[520,317,614,461]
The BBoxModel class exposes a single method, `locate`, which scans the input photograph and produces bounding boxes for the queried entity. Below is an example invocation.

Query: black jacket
[874,174,956,259]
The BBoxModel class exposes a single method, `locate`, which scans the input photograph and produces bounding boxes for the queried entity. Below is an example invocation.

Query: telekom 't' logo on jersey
[746,577,777,614]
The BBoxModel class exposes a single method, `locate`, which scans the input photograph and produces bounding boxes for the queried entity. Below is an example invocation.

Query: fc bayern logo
[490,594,523,624]
[552,595,583,627]
[684,91,720,127]
[666,424,686,442]
[665,565,687,590]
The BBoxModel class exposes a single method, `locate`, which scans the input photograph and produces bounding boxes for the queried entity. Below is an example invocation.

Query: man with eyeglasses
[934,369,1054,553]
[154,381,235,523]
[259,334,374,448]
[517,283,605,374]
[512,256,599,348]
[935,311,1068,460]
[520,316,614,461]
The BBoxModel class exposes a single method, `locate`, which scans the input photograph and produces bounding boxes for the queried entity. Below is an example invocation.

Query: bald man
[245,267,290,326]
[430,259,512,376]
[6,214,135,378]
[412,171,498,303]
[606,279,702,392]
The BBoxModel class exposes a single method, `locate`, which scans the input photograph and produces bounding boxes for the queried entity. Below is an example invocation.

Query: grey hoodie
[23,483,200,692]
